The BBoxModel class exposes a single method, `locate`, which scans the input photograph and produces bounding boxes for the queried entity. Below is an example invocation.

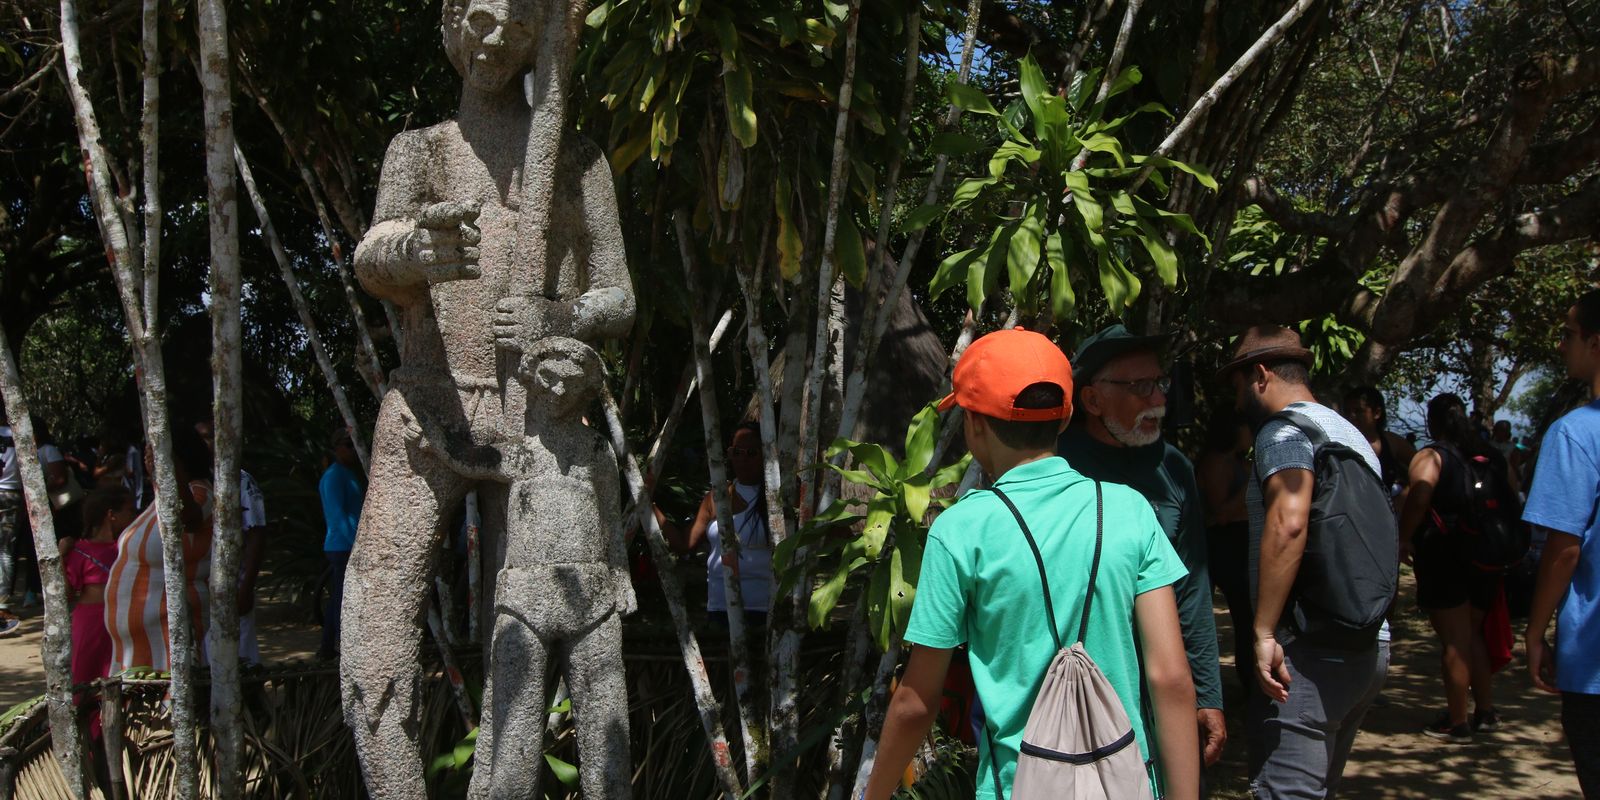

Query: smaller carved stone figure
[405,336,634,799]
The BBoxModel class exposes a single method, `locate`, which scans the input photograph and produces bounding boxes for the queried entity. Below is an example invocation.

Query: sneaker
[0,612,20,638]
[1423,713,1473,743]
[1473,709,1501,732]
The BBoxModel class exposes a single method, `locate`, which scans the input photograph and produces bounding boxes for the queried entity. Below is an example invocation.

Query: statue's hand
[493,296,573,356]
[398,409,431,453]
[410,201,482,283]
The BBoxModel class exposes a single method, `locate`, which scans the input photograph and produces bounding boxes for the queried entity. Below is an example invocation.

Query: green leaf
[723,63,758,148]
[821,461,882,490]
[544,754,579,786]
[1135,216,1179,286]
[861,494,897,557]
[868,555,894,649]
[891,533,922,634]
[584,1,613,27]
[1064,171,1104,234]
[1018,53,1049,123]
[1046,230,1076,320]
[901,474,932,523]
[1097,249,1142,309]
[989,140,1041,178]
[950,176,998,209]
[835,217,867,288]
[1091,101,1172,135]
[1134,197,1210,248]
[1133,155,1218,190]
[930,131,986,157]
[1068,67,1101,111]
[929,247,980,300]
[971,224,1014,313]
[931,453,974,488]
[1077,133,1126,167]
[1006,203,1045,306]
[901,402,940,477]
[901,204,944,232]
[827,440,895,482]
[774,174,803,280]
[808,553,854,628]
[1103,65,1143,101]
[800,18,836,46]
[948,82,999,116]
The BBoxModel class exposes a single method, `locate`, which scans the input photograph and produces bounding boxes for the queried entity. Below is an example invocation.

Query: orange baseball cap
[937,327,1074,421]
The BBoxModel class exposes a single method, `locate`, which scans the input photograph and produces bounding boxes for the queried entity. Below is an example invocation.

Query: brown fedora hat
[1217,325,1314,377]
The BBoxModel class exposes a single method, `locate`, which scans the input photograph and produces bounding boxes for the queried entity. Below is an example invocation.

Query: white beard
[1104,407,1166,447]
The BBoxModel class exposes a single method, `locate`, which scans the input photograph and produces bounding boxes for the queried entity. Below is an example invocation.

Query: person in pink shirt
[63,486,135,736]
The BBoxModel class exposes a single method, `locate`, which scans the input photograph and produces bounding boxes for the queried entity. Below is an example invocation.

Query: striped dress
[104,480,214,675]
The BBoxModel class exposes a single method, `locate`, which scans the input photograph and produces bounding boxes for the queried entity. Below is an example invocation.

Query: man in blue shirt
[319,427,365,660]
[1524,289,1600,798]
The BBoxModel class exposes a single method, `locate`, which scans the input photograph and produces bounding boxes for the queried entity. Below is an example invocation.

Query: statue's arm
[572,143,636,342]
[599,443,637,616]
[398,407,510,482]
[354,130,481,303]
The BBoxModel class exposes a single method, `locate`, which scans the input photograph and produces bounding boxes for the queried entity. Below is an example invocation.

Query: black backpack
[1260,410,1399,650]
[1431,443,1529,572]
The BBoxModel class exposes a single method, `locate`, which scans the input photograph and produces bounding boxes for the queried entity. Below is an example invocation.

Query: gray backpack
[988,483,1154,800]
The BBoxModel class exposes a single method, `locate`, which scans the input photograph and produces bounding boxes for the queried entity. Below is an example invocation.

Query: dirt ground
[1,571,1587,798]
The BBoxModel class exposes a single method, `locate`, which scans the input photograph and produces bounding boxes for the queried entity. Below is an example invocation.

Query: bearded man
[1057,325,1226,772]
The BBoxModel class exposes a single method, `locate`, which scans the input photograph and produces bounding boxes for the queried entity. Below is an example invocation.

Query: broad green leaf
[826,440,895,481]
[887,544,910,637]
[584,1,613,28]
[929,247,980,300]
[1018,53,1049,122]
[1064,171,1104,233]
[930,453,974,487]
[892,533,923,633]
[1006,203,1045,305]
[835,217,867,288]
[901,474,932,523]
[1091,101,1172,135]
[930,132,986,157]
[1103,65,1142,101]
[1133,155,1218,190]
[1136,217,1179,286]
[821,461,882,491]
[989,140,1041,178]
[901,402,940,477]
[901,204,944,232]
[1068,67,1101,111]
[1097,249,1142,309]
[774,174,803,280]
[610,129,650,173]
[1046,230,1076,320]
[1077,133,1126,167]
[710,14,739,57]
[948,82,999,116]
[868,555,893,649]
[808,555,855,628]
[800,18,836,46]
[862,494,897,557]
[950,176,998,209]
[723,64,758,148]
[650,100,679,161]
[545,755,579,787]
[971,224,1014,313]
[1134,197,1210,248]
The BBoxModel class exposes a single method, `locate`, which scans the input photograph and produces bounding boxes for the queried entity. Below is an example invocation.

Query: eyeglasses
[1095,376,1171,398]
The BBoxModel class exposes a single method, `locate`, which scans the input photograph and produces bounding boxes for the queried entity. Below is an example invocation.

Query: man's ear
[1079,385,1102,417]
[1251,362,1271,390]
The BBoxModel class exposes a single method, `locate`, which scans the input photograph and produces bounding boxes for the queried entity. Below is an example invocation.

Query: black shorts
[1414,528,1501,611]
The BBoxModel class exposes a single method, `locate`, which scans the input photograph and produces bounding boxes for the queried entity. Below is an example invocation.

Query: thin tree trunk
[822,603,871,800]
[100,679,127,800]
[197,1,245,793]
[58,2,200,796]
[1128,0,1320,194]
[0,330,85,799]
[798,0,863,525]
[600,390,745,800]
[1070,0,1145,171]
[848,638,904,799]
[676,214,765,781]
[139,0,160,332]
[1057,0,1117,92]
[234,143,370,467]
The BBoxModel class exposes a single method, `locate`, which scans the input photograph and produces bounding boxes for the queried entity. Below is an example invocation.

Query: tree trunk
[0,327,86,799]
[57,1,200,796]
[600,390,745,800]
[676,214,766,782]
[197,0,245,793]
[234,143,370,467]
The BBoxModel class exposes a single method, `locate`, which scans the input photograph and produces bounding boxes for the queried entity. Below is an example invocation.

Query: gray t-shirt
[0,425,18,492]
[1246,401,1389,640]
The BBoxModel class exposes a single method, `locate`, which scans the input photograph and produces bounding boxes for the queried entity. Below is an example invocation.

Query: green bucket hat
[1071,324,1172,384]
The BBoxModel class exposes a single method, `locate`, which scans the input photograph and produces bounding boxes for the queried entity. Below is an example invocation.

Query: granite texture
[343,0,636,796]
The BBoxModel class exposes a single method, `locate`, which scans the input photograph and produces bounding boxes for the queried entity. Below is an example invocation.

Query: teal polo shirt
[904,457,1187,798]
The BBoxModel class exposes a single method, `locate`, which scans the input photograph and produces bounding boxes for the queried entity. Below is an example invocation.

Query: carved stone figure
[343,0,635,795]
[404,337,634,799]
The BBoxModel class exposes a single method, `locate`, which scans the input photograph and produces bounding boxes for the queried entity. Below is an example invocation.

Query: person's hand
[410,201,481,282]
[1198,707,1227,767]
[1526,631,1559,693]
[1254,634,1290,703]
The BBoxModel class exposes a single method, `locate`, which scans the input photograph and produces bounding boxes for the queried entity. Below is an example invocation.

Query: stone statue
[403,336,634,799]
[344,0,635,794]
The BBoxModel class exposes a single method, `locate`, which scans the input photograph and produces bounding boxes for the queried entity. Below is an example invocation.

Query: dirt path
[1210,567,1582,798]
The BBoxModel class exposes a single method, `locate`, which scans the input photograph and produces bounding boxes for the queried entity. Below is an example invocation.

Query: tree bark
[676,213,765,782]
[601,390,745,800]
[0,327,85,799]
[58,1,200,796]
[234,143,370,467]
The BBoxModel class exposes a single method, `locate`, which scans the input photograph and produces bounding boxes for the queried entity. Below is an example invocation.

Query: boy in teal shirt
[864,328,1199,800]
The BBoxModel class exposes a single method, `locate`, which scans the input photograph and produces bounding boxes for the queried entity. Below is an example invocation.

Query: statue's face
[522,340,600,420]
[452,0,536,92]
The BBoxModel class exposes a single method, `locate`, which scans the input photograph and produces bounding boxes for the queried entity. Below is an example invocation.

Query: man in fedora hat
[1058,324,1226,769]
[1222,326,1391,800]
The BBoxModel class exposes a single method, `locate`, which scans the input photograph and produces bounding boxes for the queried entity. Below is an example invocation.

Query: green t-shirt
[903,457,1187,799]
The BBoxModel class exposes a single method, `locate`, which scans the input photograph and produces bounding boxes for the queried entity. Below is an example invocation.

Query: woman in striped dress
[103,427,214,675]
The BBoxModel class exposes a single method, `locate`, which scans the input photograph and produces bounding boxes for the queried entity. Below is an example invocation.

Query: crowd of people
[852,294,1600,800]
[5,292,1600,799]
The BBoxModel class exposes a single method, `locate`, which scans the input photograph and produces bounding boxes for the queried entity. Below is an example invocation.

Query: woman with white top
[667,422,774,629]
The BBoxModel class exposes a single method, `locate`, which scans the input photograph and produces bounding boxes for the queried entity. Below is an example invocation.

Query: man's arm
[1525,527,1583,693]
[863,646,953,800]
[1135,585,1200,800]
[1395,449,1441,564]
[1253,467,1313,702]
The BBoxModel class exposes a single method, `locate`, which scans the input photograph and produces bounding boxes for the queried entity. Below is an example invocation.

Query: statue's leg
[565,611,631,800]
[340,393,468,799]
[469,611,549,800]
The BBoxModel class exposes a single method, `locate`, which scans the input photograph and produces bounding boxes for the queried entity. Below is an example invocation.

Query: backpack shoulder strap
[1271,408,1329,449]
[1078,482,1104,645]
[990,485,1063,652]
